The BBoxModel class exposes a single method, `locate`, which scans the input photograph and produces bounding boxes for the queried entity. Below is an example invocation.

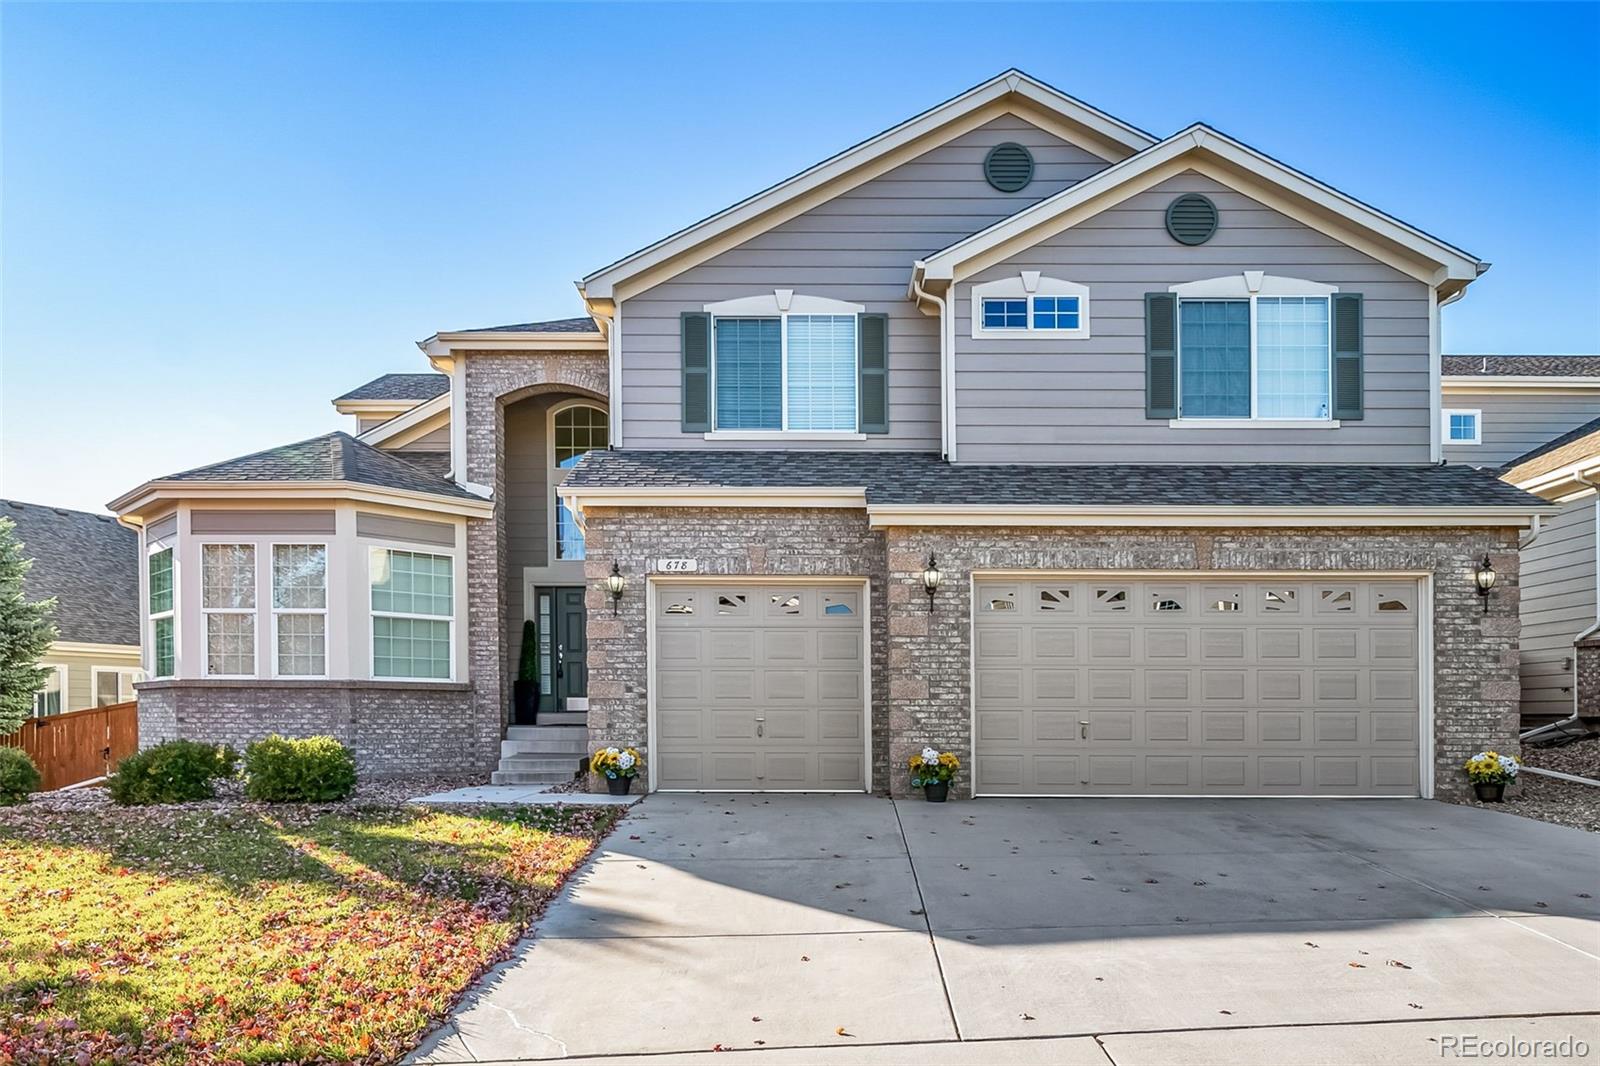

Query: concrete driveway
[414,795,1600,1065]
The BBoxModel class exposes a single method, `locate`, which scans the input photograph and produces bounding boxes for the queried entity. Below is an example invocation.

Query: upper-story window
[1443,409,1481,445]
[552,403,608,559]
[704,293,865,433]
[1170,274,1337,421]
[971,275,1090,340]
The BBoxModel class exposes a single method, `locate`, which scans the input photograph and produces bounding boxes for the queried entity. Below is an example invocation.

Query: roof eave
[108,479,493,521]
[417,329,607,358]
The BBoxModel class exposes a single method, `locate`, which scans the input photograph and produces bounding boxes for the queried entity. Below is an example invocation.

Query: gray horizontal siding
[619,114,1113,451]
[954,172,1434,464]
[391,425,450,453]
[1520,494,1597,719]
[1442,390,1600,468]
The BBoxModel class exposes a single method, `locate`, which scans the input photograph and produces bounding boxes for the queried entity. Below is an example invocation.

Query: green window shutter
[1144,293,1178,419]
[858,313,889,434]
[680,311,711,433]
[1331,293,1364,420]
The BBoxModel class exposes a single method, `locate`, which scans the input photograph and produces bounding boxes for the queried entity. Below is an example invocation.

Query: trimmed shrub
[108,740,238,806]
[0,747,42,805]
[243,735,357,803]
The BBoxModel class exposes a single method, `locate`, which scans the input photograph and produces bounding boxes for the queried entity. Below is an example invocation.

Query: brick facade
[579,508,1521,801]
[1578,636,1600,715]
[461,350,609,774]
[136,680,477,775]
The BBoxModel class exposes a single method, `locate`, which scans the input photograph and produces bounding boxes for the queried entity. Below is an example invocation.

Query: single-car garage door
[973,577,1422,796]
[655,583,867,791]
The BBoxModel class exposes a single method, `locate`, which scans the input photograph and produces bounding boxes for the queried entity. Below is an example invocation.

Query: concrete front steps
[491,722,587,785]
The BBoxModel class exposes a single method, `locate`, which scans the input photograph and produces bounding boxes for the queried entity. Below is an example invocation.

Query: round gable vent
[1165,193,1219,245]
[983,142,1034,193]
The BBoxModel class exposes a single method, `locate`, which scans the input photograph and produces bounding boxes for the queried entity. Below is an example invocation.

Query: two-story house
[110,71,1547,800]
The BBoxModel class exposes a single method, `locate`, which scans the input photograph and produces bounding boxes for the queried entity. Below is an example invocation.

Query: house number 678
[656,558,698,573]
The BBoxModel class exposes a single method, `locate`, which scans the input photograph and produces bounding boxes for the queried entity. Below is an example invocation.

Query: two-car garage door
[974,578,1422,797]
[654,583,867,791]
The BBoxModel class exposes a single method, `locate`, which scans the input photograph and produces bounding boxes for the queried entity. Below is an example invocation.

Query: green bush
[243,735,357,803]
[108,740,238,806]
[0,747,42,805]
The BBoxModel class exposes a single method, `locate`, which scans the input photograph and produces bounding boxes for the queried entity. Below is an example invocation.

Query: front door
[552,587,588,712]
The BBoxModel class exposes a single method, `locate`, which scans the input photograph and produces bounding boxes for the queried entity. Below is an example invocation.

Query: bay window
[202,544,256,677]
[148,547,175,678]
[370,548,453,680]
[273,544,327,676]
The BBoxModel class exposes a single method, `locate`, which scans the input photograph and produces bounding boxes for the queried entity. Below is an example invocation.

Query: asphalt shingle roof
[159,432,479,500]
[566,451,1546,510]
[466,317,599,334]
[1442,356,1600,378]
[1,500,138,646]
[334,374,451,403]
[1503,416,1600,481]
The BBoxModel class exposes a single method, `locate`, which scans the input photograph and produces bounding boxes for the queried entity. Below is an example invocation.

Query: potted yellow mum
[592,746,643,795]
[909,747,959,802]
[1463,750,1519,803]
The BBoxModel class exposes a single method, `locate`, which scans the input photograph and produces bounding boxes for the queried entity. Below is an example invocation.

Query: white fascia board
[52,640,142,656]
[865,504,1543,530]
[418,331,607,358]
[357,392,451,447]
[332,398,427,417]
[918,125,1484,287]
[108,480,493,520]
[1442,376,1600,392]
[580,71,1155,301]
[1509,459,1600,498]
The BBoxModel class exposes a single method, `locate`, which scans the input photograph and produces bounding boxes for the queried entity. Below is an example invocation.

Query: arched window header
[1168,272,1338,298]
[970,273,1091,340]
[703,290,865,317]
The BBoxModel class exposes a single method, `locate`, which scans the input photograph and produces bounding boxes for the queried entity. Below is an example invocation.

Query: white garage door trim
[968,569,1435,800]
[646,574,873,794]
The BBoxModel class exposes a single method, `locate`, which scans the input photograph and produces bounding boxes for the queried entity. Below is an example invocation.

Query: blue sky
[3,2,1597,513]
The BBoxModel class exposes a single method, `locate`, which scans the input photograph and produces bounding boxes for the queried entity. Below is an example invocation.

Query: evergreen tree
[0,517,57,734]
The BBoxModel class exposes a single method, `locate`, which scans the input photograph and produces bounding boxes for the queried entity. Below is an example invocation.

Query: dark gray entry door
[553,587,587,710]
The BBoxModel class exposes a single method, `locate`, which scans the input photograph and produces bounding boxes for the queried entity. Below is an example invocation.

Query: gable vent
[983,143,1034,193]
[1165,193,1219,245]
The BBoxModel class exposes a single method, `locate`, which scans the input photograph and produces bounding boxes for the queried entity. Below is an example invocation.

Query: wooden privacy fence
[1,700,138,791]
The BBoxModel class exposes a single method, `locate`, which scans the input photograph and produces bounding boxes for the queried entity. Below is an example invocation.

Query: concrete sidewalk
[412,795,1600,1064]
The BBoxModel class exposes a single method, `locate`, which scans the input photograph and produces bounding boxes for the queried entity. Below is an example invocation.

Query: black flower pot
[1473,781,1506,803]
[607,776,634,796]
[512,680,540,724]
[923,781,949,803]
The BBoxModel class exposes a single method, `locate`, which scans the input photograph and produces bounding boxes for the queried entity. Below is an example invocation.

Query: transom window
[552,404,609,560]
[370,548,454,680]
[971,275,1091,339]
[1443,409,1481,445]
[712,313,859,431]
[981,295,1082,331]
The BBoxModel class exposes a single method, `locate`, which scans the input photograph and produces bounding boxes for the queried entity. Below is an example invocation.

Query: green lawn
[0,800,623,1063]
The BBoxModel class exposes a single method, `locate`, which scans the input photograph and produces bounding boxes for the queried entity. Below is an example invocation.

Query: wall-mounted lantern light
[605,562,626,615]
[922,552,943,608]
[1474,553,1497,613]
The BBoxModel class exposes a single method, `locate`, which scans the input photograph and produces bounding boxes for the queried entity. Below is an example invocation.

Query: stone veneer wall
[461,349,609,772]
[136,680,477,776]
[580,507,891,787]
[1578,636,1600,715]
[581,508,1521,801]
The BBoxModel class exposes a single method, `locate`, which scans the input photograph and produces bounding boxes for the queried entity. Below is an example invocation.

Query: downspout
[1520,467,1600,741]
[909,263,950,460]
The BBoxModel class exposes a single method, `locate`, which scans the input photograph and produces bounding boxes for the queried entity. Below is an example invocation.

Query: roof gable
[1503,416,1600,489]
[916,125,1487,295]
[579,70,1155,304]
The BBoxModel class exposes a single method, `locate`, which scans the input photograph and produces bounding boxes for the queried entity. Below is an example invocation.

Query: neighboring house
[2,500,142,716]
[1499,419,1600,720]
[110,70,1549,800]
[1441,355,1600,467]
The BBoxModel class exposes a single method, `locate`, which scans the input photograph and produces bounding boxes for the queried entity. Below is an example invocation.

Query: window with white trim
[370,548,453,679]
[148,547,175,678]
[552,404,608,560]
[971,275,1091,339]
[705,293,863,433]
[202,544,256,677]
[1443,409,1481,445]
[33,664,68,717]
[93,667,143,707]
[273,544,327,676]
[1172,274,1336,421]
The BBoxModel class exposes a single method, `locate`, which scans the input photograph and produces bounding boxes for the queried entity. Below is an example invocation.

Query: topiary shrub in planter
[243,734,357,803]
[108,740,238,806]
[0,747,42,805]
